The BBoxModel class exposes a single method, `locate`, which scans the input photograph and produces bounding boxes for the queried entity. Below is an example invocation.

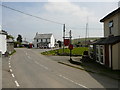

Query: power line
[1,4,63,25]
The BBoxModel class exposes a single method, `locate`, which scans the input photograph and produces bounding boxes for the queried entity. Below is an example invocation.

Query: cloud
[43,1,98,26]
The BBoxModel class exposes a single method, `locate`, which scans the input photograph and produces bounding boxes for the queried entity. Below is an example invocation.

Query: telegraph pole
[63,24,65,53]
[69,30,72,61]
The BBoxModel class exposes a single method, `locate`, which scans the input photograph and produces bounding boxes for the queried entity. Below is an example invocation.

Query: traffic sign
[69,44,73,50]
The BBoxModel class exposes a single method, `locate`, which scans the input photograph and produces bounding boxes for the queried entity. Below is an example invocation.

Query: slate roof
[100,7,120,22]
[93,35,120,45]
[34,33,52,39]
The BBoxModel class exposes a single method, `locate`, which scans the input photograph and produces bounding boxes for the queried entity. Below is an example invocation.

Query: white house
[33,33,55,48]
[0,34,7,54]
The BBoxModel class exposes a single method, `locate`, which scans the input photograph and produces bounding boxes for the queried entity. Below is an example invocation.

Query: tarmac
[47,55,120,81]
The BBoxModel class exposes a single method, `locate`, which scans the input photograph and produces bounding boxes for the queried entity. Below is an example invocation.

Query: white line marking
[15,80,20,87]
[9,63,10,65]
[59,74,89,89]
[11,74,15,78]
[10,69,12,72]
[27,56,31,59]
[43,66,48,70]
[35,62,49,70]
[9,56,11,60]
[9,65,11,68]
[35,61,39,64]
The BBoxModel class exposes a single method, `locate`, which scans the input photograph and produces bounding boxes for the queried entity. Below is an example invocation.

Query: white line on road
[15,80,20,87]
[10,69,12,72]
[9,62,10,65]
[9,65,11,68]
[59,74,90,89]
[34,61,49,70]
[27,56,31,59]
[11,74,15,78]
[34,61,39,64]
[9,56,11,60]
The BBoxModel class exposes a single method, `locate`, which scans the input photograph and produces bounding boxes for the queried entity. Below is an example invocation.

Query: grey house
[91,7,120,70]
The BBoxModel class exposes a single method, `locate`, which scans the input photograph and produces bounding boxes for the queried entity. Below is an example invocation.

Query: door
[105,45,109,67]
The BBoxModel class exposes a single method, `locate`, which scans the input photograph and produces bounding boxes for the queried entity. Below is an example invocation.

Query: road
[2,48,119,89]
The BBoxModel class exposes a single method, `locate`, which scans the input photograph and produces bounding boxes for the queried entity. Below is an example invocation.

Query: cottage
[33,33,55,49]
[91,7,120,70]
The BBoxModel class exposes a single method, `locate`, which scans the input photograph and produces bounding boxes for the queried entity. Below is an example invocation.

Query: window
[41,39,43,42]
[108,20,113,35]
[100,46,104,64]
[96,45,104,64]
[37,39,38,42]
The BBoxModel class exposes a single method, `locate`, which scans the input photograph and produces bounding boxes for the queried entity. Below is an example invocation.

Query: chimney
[36,32,38,35]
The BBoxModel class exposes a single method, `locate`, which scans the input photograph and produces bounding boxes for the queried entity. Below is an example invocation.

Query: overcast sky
[1,0,119,42]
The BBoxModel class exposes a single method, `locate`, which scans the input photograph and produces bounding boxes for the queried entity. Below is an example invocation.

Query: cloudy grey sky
[1,0,119,42]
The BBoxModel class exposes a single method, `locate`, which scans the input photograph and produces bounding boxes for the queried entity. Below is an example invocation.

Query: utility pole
[63,24,65,53]
[69,30,72,61]
[85,17,88,46]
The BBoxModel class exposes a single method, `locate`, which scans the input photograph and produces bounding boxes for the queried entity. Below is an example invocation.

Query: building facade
[33,33,55,49]
[91,7,120,70]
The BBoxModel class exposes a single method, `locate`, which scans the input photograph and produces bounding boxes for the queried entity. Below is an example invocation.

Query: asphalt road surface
[2,48,119,89]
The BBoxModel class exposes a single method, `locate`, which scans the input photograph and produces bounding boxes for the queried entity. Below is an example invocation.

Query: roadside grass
[41,47,88,56]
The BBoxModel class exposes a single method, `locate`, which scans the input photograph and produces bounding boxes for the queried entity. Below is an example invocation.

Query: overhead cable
[1,4,63,25]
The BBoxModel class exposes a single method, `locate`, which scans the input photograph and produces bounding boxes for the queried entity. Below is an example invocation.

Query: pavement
[46,55,120,81]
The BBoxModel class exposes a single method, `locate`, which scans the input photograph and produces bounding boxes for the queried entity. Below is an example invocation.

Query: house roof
[21,41,29,45]
[34,33,52,39]
[93,35,120,45]
[100,7,120,22]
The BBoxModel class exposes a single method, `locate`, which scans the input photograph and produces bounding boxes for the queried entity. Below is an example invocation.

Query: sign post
[69,30,73,61]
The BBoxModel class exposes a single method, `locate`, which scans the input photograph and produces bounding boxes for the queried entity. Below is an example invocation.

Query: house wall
[112,42,120,70]
[50,35,55,48]
[118,11,120,35]
[104,14,119,37]
[0,35,7,54]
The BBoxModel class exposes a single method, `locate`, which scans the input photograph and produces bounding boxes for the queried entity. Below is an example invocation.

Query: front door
[105,45,109,67]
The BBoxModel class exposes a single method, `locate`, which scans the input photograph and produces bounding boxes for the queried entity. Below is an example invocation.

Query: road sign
[64,39,70,46]
[69,44,73,50]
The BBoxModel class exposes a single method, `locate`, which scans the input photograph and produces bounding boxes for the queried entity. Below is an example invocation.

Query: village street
[2,48,119,89]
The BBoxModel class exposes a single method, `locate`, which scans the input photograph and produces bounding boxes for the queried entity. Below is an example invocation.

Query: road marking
[58,74,89,89]
[10,69,12,72]
[11,74,15,78]
[9,62,10,65]
[35,61,39,64]
[27,56,31,59]
[9,65,11,68]
[15,80,20,87]
[9,56,11,60]
[34,61,49,70]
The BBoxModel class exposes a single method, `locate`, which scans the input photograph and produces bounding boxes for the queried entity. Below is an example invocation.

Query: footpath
[47,55,120,81]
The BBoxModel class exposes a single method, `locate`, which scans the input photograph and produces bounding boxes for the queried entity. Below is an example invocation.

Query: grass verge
[41,47,88,56]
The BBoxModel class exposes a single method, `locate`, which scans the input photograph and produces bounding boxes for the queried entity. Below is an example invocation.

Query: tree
[17,34,22,43]
[57,40,62,48]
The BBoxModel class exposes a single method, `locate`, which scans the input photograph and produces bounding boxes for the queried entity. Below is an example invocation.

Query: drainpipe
[111,45,113,70]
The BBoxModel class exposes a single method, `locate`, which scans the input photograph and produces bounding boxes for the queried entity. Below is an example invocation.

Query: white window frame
[96,45,105,65]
